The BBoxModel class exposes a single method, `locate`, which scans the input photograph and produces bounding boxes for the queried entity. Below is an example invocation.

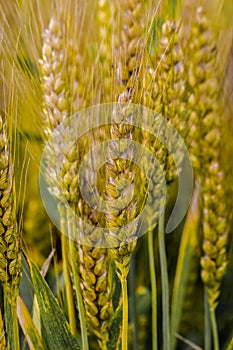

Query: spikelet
[114,0,144,100]
[67,44,87,113]
[96,0,114,102]
[185,7,230,310]
[0,115,21,297]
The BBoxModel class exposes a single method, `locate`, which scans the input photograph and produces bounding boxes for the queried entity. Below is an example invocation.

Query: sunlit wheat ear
[105,0,146,274]
[184,6,230,311]
[39,13,71,202]
[39,17,68,138]
[143,19,185,184]
[0,116,21,297]
[61,136,113,350]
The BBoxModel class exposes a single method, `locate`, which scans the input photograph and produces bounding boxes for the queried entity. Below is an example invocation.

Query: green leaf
[227,336,233,350]
[107,306,122,350]
[171,183,200,350]
[4,290,20,350]
[29,260,80,350]
[17,296,45,350]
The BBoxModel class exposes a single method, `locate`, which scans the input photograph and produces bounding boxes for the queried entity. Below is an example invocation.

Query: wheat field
[0,0,233,349]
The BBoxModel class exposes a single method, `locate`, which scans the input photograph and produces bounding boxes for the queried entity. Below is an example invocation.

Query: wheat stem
[12,302,20,350]
[158,207,170,350]
[70,241,89,350]
[67,209,89,350]
[129,257,138,350]
[204,290,211,350]
[59,204,77,336]
[148,230,158,350]
[5,293,20,350]
[121,274,128,350]
[210,308,219,350]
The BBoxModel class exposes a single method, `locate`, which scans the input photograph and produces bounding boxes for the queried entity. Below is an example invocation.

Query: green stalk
[204,290,211,350]
[5,291,20,350]
[148,231,158,350]
[129,257,138,350]
[121,275,128,350]
[13,303,20,350]
[59,204,77,336]
[210,308,219,350]
[158,208,170,350]
[67,208,89,350]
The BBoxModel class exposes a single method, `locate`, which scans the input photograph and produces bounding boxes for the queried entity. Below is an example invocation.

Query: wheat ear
[39,15,79,338]
[0,114,21,350]
[0,116,21,295]
[183,7,230,349]
[62,131,113,350]
[103,1,146,348]
[40,10,113,349]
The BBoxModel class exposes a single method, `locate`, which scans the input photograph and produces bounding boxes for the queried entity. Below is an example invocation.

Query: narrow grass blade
[148,230,157,350]
[4,291,20,350]
[29,260,80,350]
[158,207,170,350]
[129,256,139,350]
[107,305,123,350]
[171,183,200,349]
[175,333,203,350]
[32,249,55,337]
[204,290,212,350]
[17,296,45,350]
[227,335,233,350]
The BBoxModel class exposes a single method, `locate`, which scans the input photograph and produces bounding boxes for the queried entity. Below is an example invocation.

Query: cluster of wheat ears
[0,0,232,349]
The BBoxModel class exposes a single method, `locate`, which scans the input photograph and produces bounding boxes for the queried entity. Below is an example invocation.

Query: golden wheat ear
[0,113,21,350]
[0,115,21,296]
